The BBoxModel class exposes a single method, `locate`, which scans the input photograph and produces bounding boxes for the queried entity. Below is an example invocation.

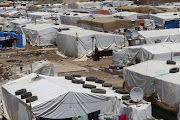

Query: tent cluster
[2,0,180,119]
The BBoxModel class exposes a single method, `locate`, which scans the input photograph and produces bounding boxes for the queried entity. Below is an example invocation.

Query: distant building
[36,0,90,4]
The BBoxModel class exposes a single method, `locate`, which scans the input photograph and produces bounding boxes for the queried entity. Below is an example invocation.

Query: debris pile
[0,64,19,81]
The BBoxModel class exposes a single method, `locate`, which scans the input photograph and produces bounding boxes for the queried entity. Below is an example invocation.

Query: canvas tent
[60,13,91,26]
[56,26,125,58]
[9,19,36,31]
[60,13,113,26]
[22,23,59,46]
[77,17,144,31]
[124,60,180,108]
[112,42,180,67]
[29,61,57,76]
[1,73,152,120]
[28,12,57,19]
[149,12,180,29]
[138,28,180,44]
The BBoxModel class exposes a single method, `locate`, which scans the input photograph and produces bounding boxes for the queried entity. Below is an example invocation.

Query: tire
[115,89,129,94]
[95,79,105,84]
[91,88,106,94]
[167,60,176,65]
[15,89,27,95]
[86,77,97,82]
[112,86,123,90]
[21,92,32,99]
[26,96,38,103]
[72,79,85,84]
[102,83,112,87]
[127,63,134,66]
[169,67,179,73]
[71,74,81,77]
[83,84,96,89]
[122,95,131,100]
[65,76,75,80]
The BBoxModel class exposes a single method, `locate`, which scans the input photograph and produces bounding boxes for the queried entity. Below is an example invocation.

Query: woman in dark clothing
[93,46,99,61]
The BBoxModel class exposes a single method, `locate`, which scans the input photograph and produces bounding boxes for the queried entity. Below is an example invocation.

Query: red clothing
[119,114,126,120]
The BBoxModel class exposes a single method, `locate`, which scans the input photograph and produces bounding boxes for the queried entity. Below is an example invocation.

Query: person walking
[19,61,23,73]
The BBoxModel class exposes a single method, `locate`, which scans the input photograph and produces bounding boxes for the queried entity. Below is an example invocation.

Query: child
[19,61,23,73]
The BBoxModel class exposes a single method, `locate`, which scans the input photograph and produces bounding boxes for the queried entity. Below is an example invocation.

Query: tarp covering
[68,2,101,9]
[2,73,123,120]
[149,12,180,23]
[10,19,35,31]
[138,28,180,44]
[93,10,110,15]
[124,60,180,107]
[28,12,57,19]
[113,42,180,67]
[22,24,58,46]
[60,13,113,26]
[60,13,91,26]
[77,18,144,30]
[2,73,152,120]
[113,12,141,20]
[56,26,125,57]
[29,61,57,76]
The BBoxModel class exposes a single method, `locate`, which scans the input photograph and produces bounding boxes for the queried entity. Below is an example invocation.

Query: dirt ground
[0,44,165,120]
[0,44,124,87]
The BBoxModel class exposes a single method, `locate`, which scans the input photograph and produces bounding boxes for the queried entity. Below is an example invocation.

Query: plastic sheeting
[68,2,101,9]
[56,27,125,57]
[10,19,35,31]
[29,61,57,76]
[113,42,180,67]
[113,12,140,20]
[60,13,90,26]
[60,13,113,26]
[149,12,180,27]
[138,28,180,44]
[2,73,123,120]
[121,103,152,120]
[2,73,152,120]
[22,24,58,46]
[124,60,180,107]
[28,12,56,19]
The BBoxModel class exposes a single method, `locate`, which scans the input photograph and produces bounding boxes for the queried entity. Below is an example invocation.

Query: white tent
[113,42,180,67]
[22,24,59,46]
[28,12,57,19]
[138,28,180,44]
[60,13,113,26]
[56,26,125,58]
[29,61,57,76]
[113,12,141,20]
[124,60,180,108]
[60,13,91,26]
[2,73,152,120]
[68,2,101,9]
[149,12,180,25]
[10,19,34,31]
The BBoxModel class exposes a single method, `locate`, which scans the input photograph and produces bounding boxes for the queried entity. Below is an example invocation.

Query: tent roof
[150,12,180,20]
[77,17,144,30]
[23,23,55,31]
[2,73,123,108]
[125,59,180,85]
[113,11,140,17]
[139,28,180,38]
[10,19,32,24]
